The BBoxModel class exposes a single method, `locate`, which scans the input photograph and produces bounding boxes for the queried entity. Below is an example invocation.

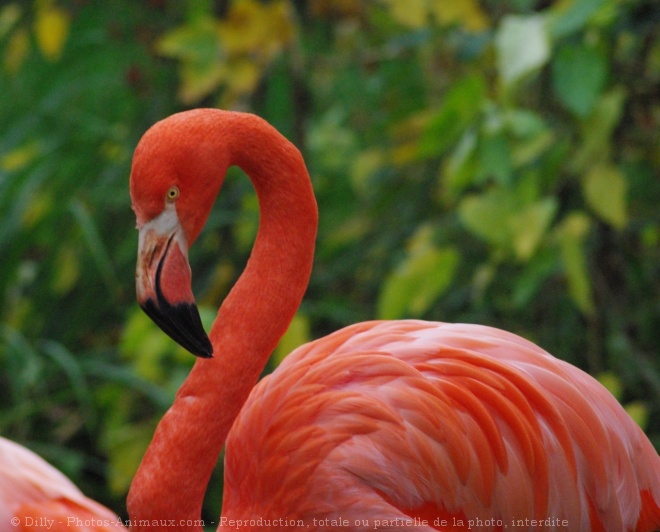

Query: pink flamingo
[0,436,125,530]
[127,109,660,531]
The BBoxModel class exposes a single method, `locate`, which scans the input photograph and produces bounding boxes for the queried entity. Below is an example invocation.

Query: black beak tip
[194,337,214,359]
[140,298,214,359]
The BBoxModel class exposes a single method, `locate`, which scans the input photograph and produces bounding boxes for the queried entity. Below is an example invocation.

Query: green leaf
[572,87,626,171]
[512,249,558,308]
[479,131,512,186]
[69,200,119,296]
[458,188,515,247]
[120,308,177,382]
[459,187,556,260]
[39,340,94,426]
[156,16,225,103]
[495,14,550,88]
[503,109,547,138]
[624,401,649,431]
[350,149,385,196]
[104,421,156,495]
[502,109,554,167]
[378,227,459,319]
[553,44,608,116]
[548,0,607,39]
[157,16,221,63]
[442,129,479,195]
[597,371,623,400]
[582,164,627,229]
[511,129,555,167]
[555,212,594,316]
[234,192,259,252]
[509,198,557,260]
[418,75,486,159]
[308,108,359,171]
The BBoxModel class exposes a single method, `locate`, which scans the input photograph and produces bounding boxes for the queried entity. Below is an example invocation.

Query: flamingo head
[129,111,230,358]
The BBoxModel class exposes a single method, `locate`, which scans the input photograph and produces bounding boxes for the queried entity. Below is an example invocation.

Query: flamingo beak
[135,206,213,358]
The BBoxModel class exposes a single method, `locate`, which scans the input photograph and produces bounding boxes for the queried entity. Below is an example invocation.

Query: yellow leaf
[265,0,296,52]
[120,311,172,382]
[641,224,659,249]
[391,142,421,165]
[100,139,128,163]
[156,17,226,103]
[161,0,294,104]
[571,88,626,172]
[390,112,432,165]
[52,245,80,295]
[0,4,22,41]
[3,26,29,74]
[381,0,428,28]
[351,149,385,196]
[430,0,489,31]
[596,371,623,400]
[21,190,52,228]
[0,140,40,171]
[178,61,226,104]
[219,0,294,58]
[273,313,311,366]
[34,4,70,61]
[224,58,260,96]
[582,164,627,229]
[555,212,594,316]
[624,401,649,431]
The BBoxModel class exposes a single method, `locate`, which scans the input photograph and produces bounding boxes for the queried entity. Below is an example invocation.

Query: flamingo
[0,436,125,530]
[127,108,660,532]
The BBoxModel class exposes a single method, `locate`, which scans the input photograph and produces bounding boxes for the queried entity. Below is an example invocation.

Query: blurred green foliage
[1,0,659,521]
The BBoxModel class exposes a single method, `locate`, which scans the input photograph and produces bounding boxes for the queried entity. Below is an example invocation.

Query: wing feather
[0,437,124,530]
[223,320,660,531]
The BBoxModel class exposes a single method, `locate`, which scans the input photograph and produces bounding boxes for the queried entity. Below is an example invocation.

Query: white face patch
[139,202,189,252]
[140,202,180,238]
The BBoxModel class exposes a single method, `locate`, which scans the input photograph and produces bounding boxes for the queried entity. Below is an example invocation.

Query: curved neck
[127,111,318,528]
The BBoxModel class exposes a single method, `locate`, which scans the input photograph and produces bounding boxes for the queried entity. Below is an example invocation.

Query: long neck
[127,111,318,528]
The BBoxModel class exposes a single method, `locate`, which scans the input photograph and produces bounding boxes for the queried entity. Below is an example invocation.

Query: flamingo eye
[166,186,180,203]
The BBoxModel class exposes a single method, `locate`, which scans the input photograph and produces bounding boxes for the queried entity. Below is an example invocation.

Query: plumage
[127,109,660,531]
[223,320,660,531]
[0,436,125,531]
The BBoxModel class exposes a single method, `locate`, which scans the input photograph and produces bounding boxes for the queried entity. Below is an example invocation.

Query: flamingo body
[224,320,660,531]
[127,109,660,532]
[0,437,125,531]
